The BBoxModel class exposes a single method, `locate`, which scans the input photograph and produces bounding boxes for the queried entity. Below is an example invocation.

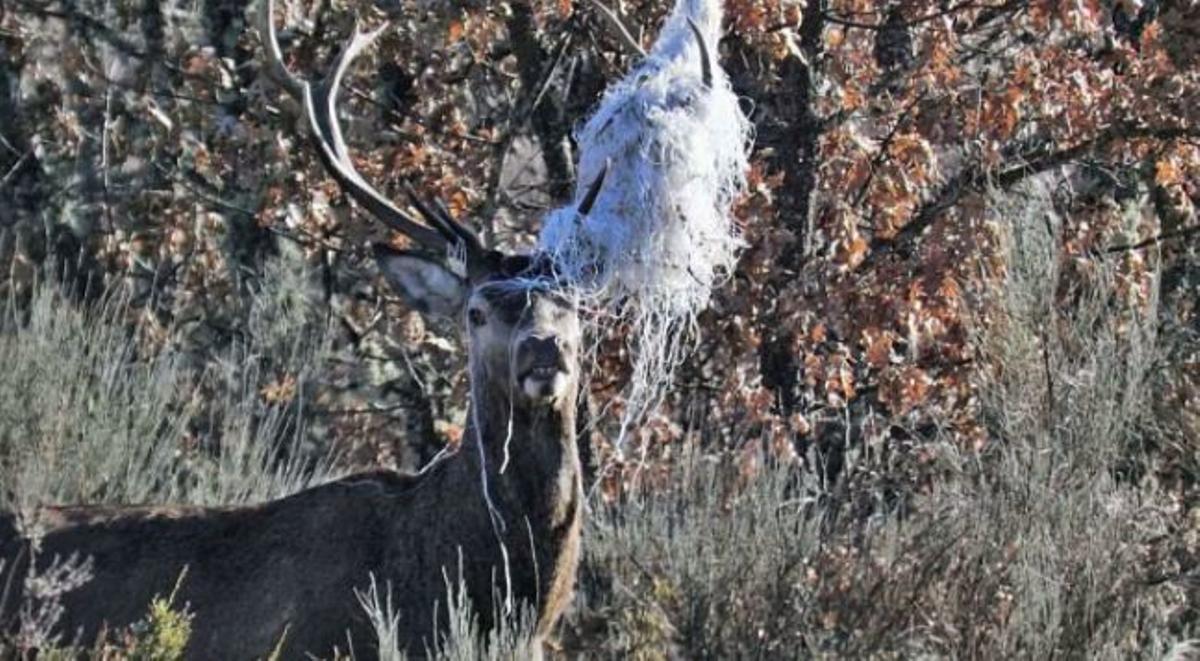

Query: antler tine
[433,198,488,251]
[317,21,389,170]
[258,0,451,252]
[403,184,487,253]
[577,160,609,216]
[297,97,444,248]
[259,0,306,100]
[686,18,713,89]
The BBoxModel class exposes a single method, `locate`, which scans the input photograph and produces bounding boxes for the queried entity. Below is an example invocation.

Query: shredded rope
[538,0,751,444]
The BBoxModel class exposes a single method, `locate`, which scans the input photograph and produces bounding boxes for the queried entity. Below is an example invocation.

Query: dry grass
[356,571,538,661]
[0,263,337,655]
[562,197,1197,658]
[1,201,1196,656]
[0,266,336,519]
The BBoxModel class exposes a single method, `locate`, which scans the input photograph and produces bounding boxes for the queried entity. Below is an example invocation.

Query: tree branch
[14,1,148,59]
[507,3,576,202]
[865,123,1200,267]
[1105,225,1200,254]
[822,1,983,31]
[586,0,645,57]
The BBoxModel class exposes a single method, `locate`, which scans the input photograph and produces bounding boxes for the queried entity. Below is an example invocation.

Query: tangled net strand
[538,0,752,444]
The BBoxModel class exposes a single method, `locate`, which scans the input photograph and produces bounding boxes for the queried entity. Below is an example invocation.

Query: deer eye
[467,307,486,327]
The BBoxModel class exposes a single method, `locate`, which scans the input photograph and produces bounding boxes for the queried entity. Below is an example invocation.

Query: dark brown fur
[0,378,583,659]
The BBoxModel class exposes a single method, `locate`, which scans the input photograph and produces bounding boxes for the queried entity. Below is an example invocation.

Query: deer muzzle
[516,334,570,402]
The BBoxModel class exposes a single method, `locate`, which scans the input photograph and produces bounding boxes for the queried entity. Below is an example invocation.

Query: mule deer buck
[0,0,726,657]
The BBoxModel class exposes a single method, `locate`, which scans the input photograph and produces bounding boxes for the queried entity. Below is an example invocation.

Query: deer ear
[373,244,468,319]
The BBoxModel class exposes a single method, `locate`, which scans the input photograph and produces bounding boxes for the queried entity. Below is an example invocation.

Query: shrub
[565,198,1194,658]
[0,265,336,655]
[357,570,537,661]
[119,570,194,661]
[0,270,335,521]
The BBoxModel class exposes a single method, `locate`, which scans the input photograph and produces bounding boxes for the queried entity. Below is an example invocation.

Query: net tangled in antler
[539,0,752,438]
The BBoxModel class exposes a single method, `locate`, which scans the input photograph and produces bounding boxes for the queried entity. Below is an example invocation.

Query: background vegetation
[0,0,1197,657]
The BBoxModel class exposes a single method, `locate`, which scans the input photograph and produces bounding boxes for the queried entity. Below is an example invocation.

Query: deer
[0,0,725,657]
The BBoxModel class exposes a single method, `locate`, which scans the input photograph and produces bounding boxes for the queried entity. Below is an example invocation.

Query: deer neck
[462,377,582,532]
[444,373,585,639]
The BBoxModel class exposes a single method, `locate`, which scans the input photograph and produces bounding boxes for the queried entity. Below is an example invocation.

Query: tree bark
[757,1,825,415]
[508,2,574,201]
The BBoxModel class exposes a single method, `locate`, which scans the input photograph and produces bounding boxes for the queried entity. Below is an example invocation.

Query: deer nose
[521,335,562,367]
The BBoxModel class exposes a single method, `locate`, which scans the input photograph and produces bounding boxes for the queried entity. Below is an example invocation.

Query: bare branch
[1105,225,1200,254]
[586,0,646,57]
[864,123,1200,267]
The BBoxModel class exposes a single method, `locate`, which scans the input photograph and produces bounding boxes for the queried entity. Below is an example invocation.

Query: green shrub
[121,570,193,661]
[571,454,823,659]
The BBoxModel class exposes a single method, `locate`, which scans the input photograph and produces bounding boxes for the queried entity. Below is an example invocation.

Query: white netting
[538,0,752,442]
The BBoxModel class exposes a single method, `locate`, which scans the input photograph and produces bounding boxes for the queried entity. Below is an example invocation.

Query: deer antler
[260,0,610,282]
[576,160,609,215]
[686,18,713,88]
[258,0,476,257]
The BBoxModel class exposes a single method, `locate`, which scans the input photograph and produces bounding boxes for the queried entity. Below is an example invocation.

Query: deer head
[377,250,585,406]
[258,0,609,410]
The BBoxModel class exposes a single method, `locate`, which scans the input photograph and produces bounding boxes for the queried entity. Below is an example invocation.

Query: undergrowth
[0,203,1196,657]
[0,258,338,655]
[356,572,538,661]
[0,263,336,520]
[563,198,1198,658]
